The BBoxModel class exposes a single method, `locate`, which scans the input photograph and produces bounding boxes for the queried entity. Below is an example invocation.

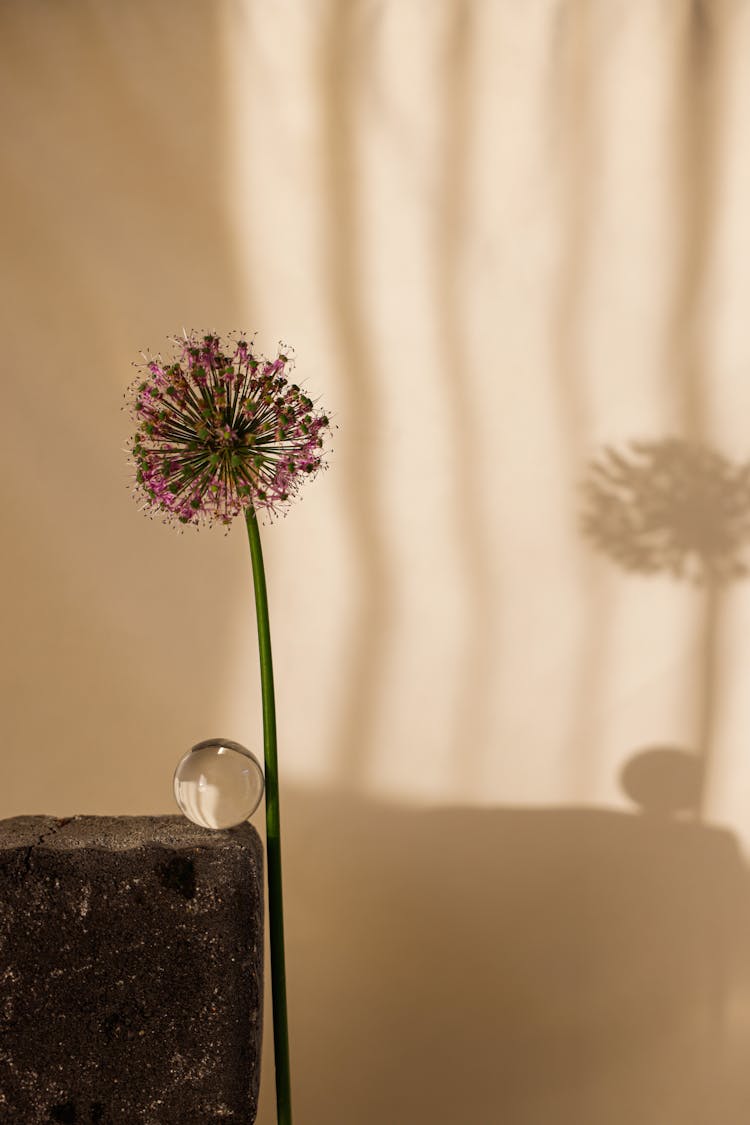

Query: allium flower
[581,438,750,583]
[128,327,333,1125]
[126,332,330,527]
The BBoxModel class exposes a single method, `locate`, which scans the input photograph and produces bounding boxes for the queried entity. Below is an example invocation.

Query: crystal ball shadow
[620,745,704,816]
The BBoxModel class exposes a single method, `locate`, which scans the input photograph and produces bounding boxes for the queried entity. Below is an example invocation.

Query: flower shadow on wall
[581,438,750,810]
[581,438,750,584]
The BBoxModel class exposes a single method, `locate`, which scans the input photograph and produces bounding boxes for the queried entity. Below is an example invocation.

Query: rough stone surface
[0,816,264,1124]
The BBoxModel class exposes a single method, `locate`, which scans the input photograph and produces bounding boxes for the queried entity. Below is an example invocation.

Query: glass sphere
[173,738,265,829]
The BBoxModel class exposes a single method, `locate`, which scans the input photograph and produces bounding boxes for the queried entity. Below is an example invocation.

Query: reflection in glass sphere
[173,738,265,829]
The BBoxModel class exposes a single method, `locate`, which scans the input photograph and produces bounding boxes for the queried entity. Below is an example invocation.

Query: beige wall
[4,1,750,1121]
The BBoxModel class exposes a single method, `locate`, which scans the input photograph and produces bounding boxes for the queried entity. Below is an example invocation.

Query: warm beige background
[4,1,750,1122]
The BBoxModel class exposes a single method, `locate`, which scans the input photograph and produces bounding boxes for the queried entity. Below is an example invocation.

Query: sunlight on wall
[221,0,750,849]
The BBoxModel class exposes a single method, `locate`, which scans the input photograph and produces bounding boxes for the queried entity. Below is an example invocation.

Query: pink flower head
[126,332,331,527]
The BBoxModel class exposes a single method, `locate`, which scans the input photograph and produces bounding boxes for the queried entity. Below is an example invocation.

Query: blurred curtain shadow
[551,0,609,795]
[435,2,496,784]
[319,0,394,784]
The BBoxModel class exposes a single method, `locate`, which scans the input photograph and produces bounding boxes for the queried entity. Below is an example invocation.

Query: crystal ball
[173,738,265,829]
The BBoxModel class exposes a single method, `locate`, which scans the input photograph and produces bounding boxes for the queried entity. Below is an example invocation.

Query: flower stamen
[126,331,330,528]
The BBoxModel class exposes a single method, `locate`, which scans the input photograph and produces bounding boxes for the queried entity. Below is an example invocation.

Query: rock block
[0,816,264,1124]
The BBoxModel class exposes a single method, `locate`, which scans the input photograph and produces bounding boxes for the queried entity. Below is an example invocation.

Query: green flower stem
[245,504,292,1125]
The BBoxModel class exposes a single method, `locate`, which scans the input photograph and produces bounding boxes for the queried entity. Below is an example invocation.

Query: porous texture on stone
[0,816,264,1124]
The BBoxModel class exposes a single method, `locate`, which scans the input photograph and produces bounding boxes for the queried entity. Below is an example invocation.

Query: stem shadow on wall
[580,437,750,812]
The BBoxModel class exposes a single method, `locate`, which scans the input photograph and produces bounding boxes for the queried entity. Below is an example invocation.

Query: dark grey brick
[0,816,263,1124]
